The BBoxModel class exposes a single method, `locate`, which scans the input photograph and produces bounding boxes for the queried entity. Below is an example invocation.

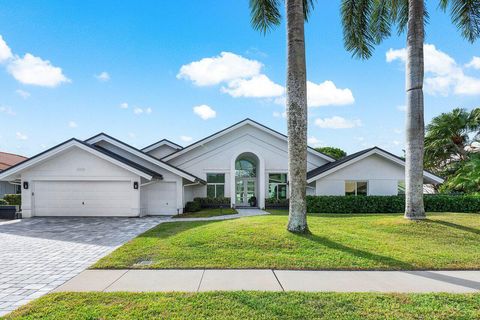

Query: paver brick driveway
[0,217,166,316]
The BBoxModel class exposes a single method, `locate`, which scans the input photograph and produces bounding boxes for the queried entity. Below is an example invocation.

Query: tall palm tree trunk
[286,0,308,232]
[404,0,426,220]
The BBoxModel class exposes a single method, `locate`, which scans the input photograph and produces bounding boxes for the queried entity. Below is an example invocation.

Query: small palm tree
[425,107,480,174]
[341,0,480,220]
[249,0,315,233]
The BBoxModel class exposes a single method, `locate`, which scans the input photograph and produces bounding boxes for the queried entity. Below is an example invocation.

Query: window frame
[345,180,369,196]
[268,173,288,200]
[206,173,225,198]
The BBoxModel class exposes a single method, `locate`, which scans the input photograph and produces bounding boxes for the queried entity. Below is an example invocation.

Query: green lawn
[173,208,237,219]
[5,292,480,320]
[93,212,480,270]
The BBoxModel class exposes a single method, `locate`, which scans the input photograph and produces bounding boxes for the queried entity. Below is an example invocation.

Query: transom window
[235,157,257,178]
[269,173,288,200]
[345,181,368,196]
[207,173,225,198]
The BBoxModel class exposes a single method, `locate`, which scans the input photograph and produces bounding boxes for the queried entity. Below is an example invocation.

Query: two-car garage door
[33,180,133,217]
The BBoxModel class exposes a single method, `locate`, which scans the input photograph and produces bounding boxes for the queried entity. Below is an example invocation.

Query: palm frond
[440,0,480,42]
[341,0,377,59]
[249,0,282,34]
[303,0,316,22]
[370,0,392,44]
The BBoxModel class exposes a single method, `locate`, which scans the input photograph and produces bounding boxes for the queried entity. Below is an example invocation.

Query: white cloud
[7,53,70,87]
[0,106,15,116]
[177,52,262,86]
[354,136,365,142]
[180,135,193,142]
[307,136,323,147]
[95,71,110,82]
[273,80,355,107]
[133,107,152,115]
[222,74,284,98]
[307,81,355,107]
[0,35,13,62]
[68,121,78,128]
[120,102,128,109]
[193,104,216,120]
[314,116,362,129]
[466,56,480,69]
[394,128,402,134]
[273,110,286,118]
[128,132,136,139]
[392,140,401,146]
[16,132,27,140]
[387,44,480,96]
[15,89,30,99]
[397,105,406,112]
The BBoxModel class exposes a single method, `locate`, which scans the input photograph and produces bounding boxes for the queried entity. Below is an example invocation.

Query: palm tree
[341,0,480,220]
[250,0,315,233]
[425,107,480,174]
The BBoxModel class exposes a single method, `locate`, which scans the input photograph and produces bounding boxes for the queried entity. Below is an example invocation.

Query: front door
[235,178,256,207]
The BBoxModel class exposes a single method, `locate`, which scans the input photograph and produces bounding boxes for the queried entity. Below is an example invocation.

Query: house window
[269,173,288,200]
[207,173,225,198]
[398,181,405,195]
[345,181,368,196]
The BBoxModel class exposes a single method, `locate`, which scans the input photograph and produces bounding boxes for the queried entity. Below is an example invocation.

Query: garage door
[33,180,133,216]
[142,181,177,215]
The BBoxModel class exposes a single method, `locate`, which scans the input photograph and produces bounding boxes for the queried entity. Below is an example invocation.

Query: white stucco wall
[95,141,184,211]
[165,123,330,208]
[314,154,405,196]
[20,147,141,217]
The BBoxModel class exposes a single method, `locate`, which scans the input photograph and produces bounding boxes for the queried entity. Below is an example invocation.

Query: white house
[0,119,443,217]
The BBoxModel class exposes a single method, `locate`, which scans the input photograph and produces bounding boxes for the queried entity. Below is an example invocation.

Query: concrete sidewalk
[55,269,480,293]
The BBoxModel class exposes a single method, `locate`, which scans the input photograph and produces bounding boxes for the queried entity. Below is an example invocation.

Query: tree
[250,0,315,233]
[425,108,480,175]
[341,0,480,220]
[315,147,347,160]
[441,154,480,194]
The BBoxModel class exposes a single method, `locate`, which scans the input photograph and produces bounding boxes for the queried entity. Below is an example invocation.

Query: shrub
[3,194,21,206]
[0,199,8,205]
[184,201,201,213]
[194,197,230,208]
[265,198,289,208]
[305,195,480,213]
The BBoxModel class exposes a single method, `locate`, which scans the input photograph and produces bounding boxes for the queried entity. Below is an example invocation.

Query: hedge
[265,198,289,209]
[185,201,201,213]
[310,195,480,213]
[193,197,231,208]
[265,195,480,213]
[0,199,8,206]
[2,194,21,206]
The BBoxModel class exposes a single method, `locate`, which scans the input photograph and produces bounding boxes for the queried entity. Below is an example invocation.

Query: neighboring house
[0,119,443,217]
[0,152,27,198]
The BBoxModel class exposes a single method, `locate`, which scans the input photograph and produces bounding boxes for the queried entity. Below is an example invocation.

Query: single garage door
[33,180,133,216]
[142,181,177,215]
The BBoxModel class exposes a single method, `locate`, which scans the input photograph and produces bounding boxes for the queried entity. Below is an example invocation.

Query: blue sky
[0,0,479,157]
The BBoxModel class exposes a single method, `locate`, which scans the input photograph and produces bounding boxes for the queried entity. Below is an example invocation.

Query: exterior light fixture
[133,181,139,190]
[23,181,29,190]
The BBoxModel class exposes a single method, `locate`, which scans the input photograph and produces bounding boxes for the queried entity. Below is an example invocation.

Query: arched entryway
[234,152,259,207]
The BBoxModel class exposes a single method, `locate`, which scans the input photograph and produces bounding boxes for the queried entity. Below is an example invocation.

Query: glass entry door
[235,178,256,206]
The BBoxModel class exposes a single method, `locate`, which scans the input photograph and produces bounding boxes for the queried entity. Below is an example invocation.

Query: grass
[93,211,480,270]
[173,208,237,219]
[5,292,480,319]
